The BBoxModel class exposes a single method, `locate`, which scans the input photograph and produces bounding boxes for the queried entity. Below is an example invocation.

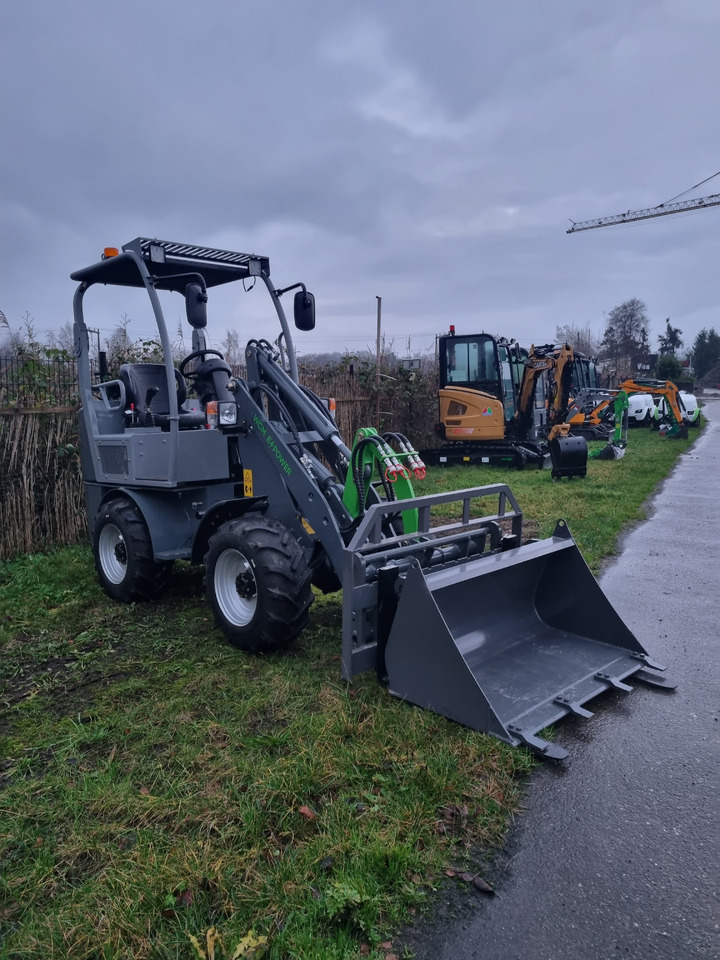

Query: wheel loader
[422,330,588,478]
[72,238,674,760]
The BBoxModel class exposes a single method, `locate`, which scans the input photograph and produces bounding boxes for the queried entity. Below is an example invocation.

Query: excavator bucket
[592,441,626,460]
[590,392,628,460]
[549,434,588,478]
[342,486,674,760]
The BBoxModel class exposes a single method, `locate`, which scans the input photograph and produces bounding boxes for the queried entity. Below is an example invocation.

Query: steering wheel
[179,349,225,376]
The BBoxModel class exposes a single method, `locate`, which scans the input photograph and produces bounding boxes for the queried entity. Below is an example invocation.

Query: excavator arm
[514,343,575,439]
[512,343,587,477]
[618,379,688,437]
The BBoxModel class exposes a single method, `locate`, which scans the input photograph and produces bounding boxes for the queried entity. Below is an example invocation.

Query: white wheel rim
[98,522,128,584]
[215,548,258,627]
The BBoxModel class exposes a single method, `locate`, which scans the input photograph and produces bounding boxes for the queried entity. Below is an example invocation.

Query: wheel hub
[214,549,258,627]
[235,568,257,601]
[98,523,128,584]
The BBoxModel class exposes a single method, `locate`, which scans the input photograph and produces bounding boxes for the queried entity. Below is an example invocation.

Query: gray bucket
[383,521,672,759]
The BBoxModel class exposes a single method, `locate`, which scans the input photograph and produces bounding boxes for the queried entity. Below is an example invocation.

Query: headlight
[218,402,237,426]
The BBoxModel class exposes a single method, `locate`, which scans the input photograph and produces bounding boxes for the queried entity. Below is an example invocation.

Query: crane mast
[567,193,720,233]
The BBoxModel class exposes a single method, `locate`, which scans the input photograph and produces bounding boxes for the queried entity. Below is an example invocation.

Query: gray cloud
[1,0,719,358]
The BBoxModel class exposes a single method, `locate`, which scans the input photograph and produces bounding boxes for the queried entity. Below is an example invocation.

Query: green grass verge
[0,423,700,959]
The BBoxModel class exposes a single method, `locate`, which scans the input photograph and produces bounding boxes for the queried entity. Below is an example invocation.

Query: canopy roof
[71,238,270,292]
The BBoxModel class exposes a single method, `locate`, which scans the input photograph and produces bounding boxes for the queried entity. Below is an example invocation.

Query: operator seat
[119,363,205,429]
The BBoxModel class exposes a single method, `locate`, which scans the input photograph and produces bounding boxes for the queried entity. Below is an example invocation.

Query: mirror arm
[148,272,208,294]
[274,281,306,298]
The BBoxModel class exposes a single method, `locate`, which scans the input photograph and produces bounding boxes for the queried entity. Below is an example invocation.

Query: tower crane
[567,192,720,233]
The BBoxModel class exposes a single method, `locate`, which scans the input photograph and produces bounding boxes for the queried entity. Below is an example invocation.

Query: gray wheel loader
[73,238,675,760]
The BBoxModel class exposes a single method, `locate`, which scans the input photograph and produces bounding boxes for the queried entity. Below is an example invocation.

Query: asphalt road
[402,398,720,960]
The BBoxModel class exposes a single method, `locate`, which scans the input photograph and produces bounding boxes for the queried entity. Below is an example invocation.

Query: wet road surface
[401,399,719,960]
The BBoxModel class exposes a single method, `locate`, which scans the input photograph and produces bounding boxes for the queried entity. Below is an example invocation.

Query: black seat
[119,364,205,429]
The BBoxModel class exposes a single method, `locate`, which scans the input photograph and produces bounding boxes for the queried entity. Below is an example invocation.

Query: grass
[0,423,700,959]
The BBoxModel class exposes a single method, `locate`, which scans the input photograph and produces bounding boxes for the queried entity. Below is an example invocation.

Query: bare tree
[222,328,245,376]
[555,323,600,356]
[45,321,74,353]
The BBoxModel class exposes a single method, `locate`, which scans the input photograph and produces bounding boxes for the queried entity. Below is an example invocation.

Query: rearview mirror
[186,282,208,329]
[294,290,315,331]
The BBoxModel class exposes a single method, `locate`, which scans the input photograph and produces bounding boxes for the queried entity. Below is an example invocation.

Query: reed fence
[0,355,440,561]
[0,412,85,561]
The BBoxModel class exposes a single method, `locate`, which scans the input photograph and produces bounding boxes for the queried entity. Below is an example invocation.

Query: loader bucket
[342,485,674,760]
[382,520,671,759]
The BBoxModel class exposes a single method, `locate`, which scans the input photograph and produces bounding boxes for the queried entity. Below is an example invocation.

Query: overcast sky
[1,0,719,360]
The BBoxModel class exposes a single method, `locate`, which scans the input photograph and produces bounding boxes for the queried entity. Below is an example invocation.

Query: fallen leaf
[206,926,220,960]
[380,942,393,950]
[459,872,473,883]
[178,888,194,908]
[117,833,138,851]
[229,929,268,959]
[298,805,318,820]
[139,786,151,796]
[472,876,495,895]
[445,868,456,877]
[189,932,206,959]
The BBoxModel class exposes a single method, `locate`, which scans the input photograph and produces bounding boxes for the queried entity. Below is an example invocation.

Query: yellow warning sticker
[301,517,316,535]
[243,469,253,497]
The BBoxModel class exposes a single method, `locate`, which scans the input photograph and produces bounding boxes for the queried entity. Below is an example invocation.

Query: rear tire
[93,498,172,602]
[205,515,313,652]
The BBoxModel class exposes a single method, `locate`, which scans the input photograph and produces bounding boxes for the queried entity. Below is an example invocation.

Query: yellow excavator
[423,330,587,477]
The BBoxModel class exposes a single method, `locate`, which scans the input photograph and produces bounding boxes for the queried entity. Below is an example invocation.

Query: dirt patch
[395,828,526,957]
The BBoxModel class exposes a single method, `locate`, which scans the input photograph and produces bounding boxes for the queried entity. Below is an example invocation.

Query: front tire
[93,498,172,602]
[205,515,313,652]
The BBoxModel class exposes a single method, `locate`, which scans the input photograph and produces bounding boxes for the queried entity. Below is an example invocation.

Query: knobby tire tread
[205,515,313,653]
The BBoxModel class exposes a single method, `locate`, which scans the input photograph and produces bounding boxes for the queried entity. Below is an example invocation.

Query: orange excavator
[567,379,690,439]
